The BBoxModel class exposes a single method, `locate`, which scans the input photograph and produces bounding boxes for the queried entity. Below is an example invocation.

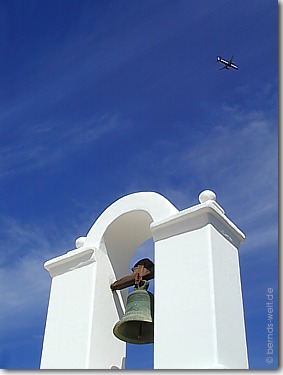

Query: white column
[40,242,126,369]
[151,191,248,369]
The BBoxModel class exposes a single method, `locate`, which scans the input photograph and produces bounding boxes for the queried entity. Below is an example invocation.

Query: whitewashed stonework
[40,191,248,369]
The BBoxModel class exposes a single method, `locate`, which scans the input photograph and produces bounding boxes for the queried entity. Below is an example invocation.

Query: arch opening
[103,219,156,370]
[103,209,154,305]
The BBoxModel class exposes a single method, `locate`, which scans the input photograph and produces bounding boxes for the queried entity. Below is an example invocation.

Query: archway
[82,192,178,368]
[84,192,178,305]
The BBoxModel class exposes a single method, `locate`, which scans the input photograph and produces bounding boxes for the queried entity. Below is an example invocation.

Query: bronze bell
[113,281,154,344]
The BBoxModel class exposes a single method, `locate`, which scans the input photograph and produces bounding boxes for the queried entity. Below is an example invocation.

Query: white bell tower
[40,190,248,369]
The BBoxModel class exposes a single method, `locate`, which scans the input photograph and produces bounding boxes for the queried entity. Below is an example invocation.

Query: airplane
[217,55,238,70]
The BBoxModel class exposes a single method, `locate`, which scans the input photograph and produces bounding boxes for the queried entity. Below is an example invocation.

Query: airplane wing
[228,55,234,64]
[219,65,228,70]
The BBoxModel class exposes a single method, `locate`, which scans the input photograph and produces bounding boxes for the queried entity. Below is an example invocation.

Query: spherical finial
[199,190,216,203]
[75,236,86,248]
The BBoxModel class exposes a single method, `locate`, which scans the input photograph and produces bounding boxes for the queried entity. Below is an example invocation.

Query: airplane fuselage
[217,56,238,70]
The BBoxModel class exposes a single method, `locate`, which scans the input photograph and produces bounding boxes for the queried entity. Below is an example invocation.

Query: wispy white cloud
[126,105,277,255]
[0,113,127,178]
[0,254,49,315]
[0,216,81,334]
[70,114,128,146]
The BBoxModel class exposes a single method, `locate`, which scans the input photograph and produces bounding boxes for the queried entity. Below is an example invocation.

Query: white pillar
[151,191,248,369]
[40,244,126,369]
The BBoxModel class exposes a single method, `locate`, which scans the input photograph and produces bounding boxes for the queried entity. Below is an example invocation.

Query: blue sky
[0,0,278,370]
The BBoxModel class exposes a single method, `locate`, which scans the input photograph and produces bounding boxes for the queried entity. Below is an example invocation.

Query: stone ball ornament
[198,189,217,203]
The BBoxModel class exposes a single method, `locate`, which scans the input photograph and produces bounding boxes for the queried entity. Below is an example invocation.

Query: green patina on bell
[113,281,154,344]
